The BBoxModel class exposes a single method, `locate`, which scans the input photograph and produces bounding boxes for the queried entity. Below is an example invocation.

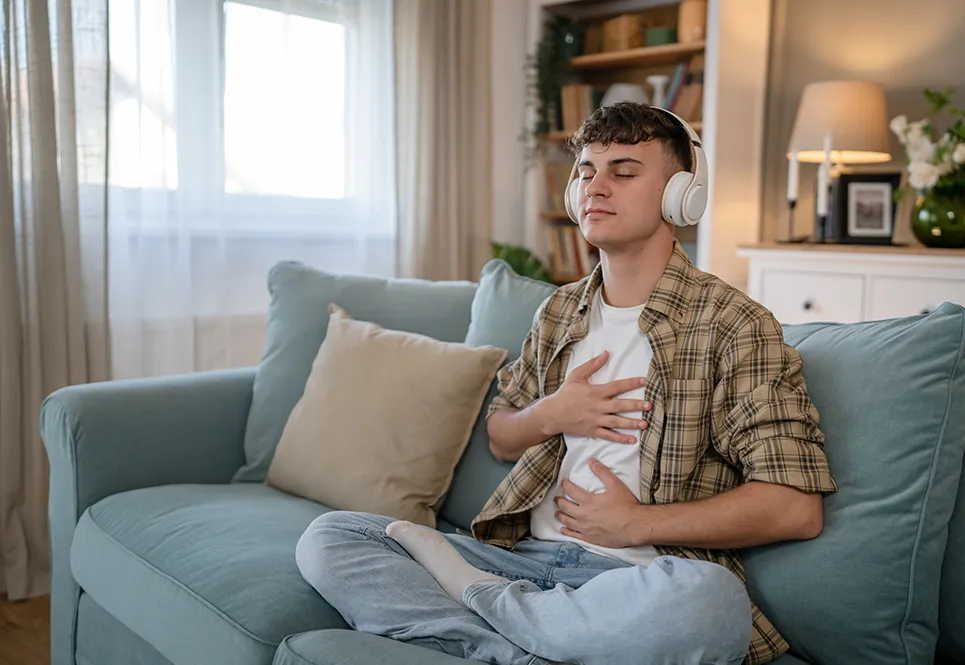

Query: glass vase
[911,190,965,248]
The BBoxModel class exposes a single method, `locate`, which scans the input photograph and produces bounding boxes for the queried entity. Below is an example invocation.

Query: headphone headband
[563,106,708,228]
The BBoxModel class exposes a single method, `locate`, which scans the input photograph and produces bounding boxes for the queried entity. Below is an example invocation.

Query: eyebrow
[578,157,644,168]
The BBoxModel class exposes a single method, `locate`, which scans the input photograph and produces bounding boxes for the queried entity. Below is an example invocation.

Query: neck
[599,231,674,308]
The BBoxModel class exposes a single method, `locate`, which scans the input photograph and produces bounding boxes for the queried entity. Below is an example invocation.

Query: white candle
[816,133,832,217]
[816,163,828,216]
[787,151,799,202]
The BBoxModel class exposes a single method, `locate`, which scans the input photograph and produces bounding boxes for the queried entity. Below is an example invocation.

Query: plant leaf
[491,243,555,284]
[924,87,954,114]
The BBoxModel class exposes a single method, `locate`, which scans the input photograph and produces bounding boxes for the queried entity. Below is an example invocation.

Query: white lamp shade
[601,83,649,108]
[787,81,892,164]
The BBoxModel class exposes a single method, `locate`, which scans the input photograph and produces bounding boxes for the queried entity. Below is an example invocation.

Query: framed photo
[830,172,902,245]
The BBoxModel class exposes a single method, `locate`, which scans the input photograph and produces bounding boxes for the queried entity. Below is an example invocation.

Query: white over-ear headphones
[563,108,708,228]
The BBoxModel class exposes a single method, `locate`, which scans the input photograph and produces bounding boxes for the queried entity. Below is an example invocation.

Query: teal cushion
[938,474,965,661]
[771,655,812,665]
[76,593,172,665]
[235,261,477,482]
[70,484,346,665]
[273,630,471,665]
[438,260,557,531]
[743,304,965,665]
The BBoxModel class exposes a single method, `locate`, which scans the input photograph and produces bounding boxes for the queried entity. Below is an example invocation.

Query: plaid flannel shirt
[472,240,837,665]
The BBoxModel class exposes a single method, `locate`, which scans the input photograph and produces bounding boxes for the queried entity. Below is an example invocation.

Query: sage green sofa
[42,258,965,665]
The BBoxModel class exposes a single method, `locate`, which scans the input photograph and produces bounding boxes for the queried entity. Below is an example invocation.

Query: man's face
[572,140,671,251]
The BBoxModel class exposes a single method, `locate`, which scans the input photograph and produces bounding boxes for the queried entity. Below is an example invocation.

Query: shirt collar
[577,239,695,324]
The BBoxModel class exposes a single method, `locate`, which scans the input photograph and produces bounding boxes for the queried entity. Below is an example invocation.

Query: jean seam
[479,567,547,588]
[350,525,402,553]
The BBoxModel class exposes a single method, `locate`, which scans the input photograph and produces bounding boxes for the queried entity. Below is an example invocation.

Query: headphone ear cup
[683,184,707,224]
[564,160,579,224]
[661,172,692,226]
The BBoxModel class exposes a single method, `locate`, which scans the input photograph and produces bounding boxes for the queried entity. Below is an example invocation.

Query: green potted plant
[491,243,555,284]
[891,87,965,248]
[521,14,583,165]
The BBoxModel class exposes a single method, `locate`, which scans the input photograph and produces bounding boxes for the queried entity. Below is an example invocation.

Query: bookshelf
[532,0,707,285]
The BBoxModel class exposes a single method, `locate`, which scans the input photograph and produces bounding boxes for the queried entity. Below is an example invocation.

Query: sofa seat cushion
[271,630,815,665]
[71,483,347,665]
[273,630,483,665]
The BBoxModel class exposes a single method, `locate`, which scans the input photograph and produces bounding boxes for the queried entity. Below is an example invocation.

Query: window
[105,0,395,234]
[223,2,346,199]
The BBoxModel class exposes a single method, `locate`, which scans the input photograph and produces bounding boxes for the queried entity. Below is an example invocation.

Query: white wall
[490,0,530,248]
[698,0,772,291]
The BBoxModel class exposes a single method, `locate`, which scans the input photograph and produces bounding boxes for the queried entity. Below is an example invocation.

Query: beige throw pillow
[266,304,507,527]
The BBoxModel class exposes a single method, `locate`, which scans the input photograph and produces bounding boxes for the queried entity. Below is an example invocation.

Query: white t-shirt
[529,288,660,568]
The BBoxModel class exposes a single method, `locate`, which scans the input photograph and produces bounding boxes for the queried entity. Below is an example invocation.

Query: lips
[585,208,615,215]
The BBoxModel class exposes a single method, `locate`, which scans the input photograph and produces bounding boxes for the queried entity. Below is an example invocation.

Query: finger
[554,495,582,517]
[560,527,585,540]
[555,510,580,531]
[589,458,623,491]
[568,351,609,382]
[601,415,648,432]
[593,427,638,445]
[599,376,647,398]
[608,399,652,414]
[561,479,593,503]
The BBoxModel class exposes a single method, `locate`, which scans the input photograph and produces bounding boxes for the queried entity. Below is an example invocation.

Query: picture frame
[829,172,902,245]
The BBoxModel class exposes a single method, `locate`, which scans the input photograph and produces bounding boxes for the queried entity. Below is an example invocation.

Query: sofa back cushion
[939,471,965,662]
[235,262,477,482]
[743,303,965,665]
[438,259,557,530]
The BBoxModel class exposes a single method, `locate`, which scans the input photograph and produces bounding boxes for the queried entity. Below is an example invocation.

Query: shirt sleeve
[711,313,838,495]
[486,305,545,418]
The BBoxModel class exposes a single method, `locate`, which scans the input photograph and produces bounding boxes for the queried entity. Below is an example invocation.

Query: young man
[296,102,837,665]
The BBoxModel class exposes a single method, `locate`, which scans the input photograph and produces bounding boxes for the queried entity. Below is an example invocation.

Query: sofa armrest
[41,367,256,511]
[40,367,256,665]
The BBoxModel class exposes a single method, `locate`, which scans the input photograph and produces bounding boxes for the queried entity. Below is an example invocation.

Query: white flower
[890,115,909,139]
[906,135,936,163]
[908,160,941,190]
[905,119,930,145]
[955,143,965,164]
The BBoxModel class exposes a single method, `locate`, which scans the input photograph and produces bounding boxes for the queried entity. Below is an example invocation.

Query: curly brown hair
[566,102,693,175]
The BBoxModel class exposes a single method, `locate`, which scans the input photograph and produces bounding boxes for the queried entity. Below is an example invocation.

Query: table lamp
[785,81,892,242]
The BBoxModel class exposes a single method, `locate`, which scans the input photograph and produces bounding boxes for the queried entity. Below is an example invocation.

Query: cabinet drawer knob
[802,299,814,311]
[921,307,933,315]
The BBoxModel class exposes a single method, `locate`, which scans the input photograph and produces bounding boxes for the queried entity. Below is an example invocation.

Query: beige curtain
[0,0,109,599]
[394,0,493,282]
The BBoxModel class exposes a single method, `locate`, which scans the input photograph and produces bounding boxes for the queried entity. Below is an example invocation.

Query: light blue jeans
[296,511,752,665]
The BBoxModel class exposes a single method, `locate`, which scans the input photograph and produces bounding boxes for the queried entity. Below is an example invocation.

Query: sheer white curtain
[106,0,396,379]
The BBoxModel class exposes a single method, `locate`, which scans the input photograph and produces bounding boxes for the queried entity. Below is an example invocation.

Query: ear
[565,159,580,224]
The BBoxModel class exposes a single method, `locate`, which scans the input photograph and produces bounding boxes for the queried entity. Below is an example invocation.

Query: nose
[584,173,609,198]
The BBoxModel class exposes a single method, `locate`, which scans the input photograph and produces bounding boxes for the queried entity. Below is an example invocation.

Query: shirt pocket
[653,378,715,499]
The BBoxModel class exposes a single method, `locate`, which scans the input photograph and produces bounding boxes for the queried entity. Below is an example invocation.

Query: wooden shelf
[570,41,705,70]
[540,210,571,221]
